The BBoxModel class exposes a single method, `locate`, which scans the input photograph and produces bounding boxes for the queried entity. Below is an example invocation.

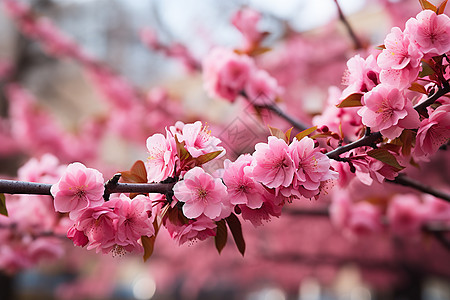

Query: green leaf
[194,151,223,167]
[408,82,428,94]
[367,149,404,171]
[225,213,245,256]
[437,0,448,14]
[215,219,227,254]
[295,126,318,141]
[336,93,363,108]
[0,193,7,217]
[419,0,437,12]
[419,61,435,78]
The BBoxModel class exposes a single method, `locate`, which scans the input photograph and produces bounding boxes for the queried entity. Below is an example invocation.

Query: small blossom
[145,131,176,182]
[175,121,225,158]
[251,136,295,188]
[342,54,380,95]
[166,215,217,245]
[244,69,280,105]
[173,167,228,219]
[51,162,104,219]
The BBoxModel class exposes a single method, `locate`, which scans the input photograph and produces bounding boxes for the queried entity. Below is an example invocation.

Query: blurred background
[0,0,450,299]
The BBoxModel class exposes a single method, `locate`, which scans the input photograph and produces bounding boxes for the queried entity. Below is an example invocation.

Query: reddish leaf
[295,126,318,141]
[437,0,448,14]
[400,130,414,157]
[419,61,435,78]
[0,194,7,217]
[336,93,363,108]
[375,44,386,50]
[225,213,245,256]
[215,219,228,254]
[142,219,160,262]
[419,0,437,11]
[269,126,286,141]
[285,127,293,143]
[409,82,428,94]
[367,149,404,171]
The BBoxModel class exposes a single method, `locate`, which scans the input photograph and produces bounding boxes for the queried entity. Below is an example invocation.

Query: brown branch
[333,0,363,49]
[386,174,450,203]
[255,103,309,131]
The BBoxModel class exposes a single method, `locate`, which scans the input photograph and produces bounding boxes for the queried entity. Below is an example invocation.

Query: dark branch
[386,174,450,203]
[333,0,363,49]
[255,103,309,131]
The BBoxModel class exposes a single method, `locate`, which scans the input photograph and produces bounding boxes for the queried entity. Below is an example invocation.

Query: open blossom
[405,10,450,56]
[288,137,338,194]
[250,136,295,188]
[358,84,419,139]
[202,47,254,102]
[173,167,228,219]
[146,131,176,182]
[239,192,283,227]
[109,194,154,251]
[51,162,104,219]
[174,121,225,158]
[223,154,265,209]
[342,54,380,96]
[387,194,425,236]
[377,27,422,89]
[244,69,280,105]
[166,215,217,245]
[414,104,450,159]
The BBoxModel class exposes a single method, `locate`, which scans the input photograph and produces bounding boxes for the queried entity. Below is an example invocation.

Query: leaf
[175,136,191,162]
[194,151,223,167]
[0,193,7,217]
[269,126,286,141]
[409,82,428,94]
[419,61,435,78]
[120,160,147,183]
[437,0,448,14]
[285,127,293,143]
[374,44,386,50]
[367,149,404,171]
[400,130,414,157]
[336,93,363,108]
[295,126,318,141]
[225,213,245,256]
[419,0,437,12]
[142,219,160,262]
[215,219,227,254]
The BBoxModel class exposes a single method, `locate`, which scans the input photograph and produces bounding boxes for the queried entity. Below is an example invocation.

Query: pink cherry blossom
[202,47,255,102]
[76,203,118,254]
[18,153,65,184]
[231,8,263,51]
[405,10,450,56]
[239,193,283,227]
[358,84,419,139]
[51,162,105,219]
[250,136,295,188]
[67,225,89,247]
[223,154,265,209]
[244,69,280,105]
[342,54,380,95]
[174,121,225,158]
[173,167,228,219]
[166,215,217,245]
[108,194,154,251]
[387,194,425,236]
[346,202,383,239]
[146,131,177,182]
[414,104,450,159]
[288,137,338,195]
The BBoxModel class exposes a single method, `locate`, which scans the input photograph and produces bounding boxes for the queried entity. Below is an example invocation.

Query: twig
[333,0,363,49]
[386,174,450,203]
[255,103,309,131]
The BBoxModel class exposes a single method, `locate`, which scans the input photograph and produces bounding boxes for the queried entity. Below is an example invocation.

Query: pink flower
[288,137,338,194]
[387,194,425,236]
[223,154,265,209]
[342,54,380,95]
[239,193,283,227]
[202,47,254,102]
[18,153,65,184]
[346,202,383,239]
[51,162,105,219]
[174,121,225,158]
[165,215,217,245]
[358,84,419,139]
[109,194,154,251]
[231,8,264,51]
[173,167,228,219]
[414,104,450,158]
[146,132,176,182]
[250,136,295,188]
[244,69,280,105]
[67,225,89,247]
[76,203,118,254]
[405,10,450,56]
[377,27,422,89]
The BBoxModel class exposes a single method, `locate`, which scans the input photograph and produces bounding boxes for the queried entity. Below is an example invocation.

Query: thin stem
[386,174,450,203]
[413,84,450,117]
[326,131,382,160]
[255,103,308,131]
[333,0,363,49]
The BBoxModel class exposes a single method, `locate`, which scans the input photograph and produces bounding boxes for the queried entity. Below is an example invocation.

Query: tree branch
[255,103,309,131]
[333,0,363,49]
[386,174,450,203]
